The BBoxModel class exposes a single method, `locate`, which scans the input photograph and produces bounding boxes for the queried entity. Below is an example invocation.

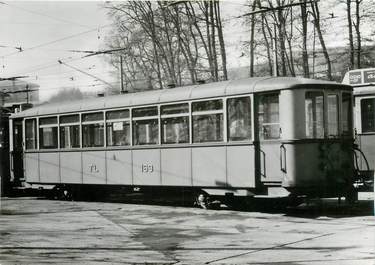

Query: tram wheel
[194,193,221,209]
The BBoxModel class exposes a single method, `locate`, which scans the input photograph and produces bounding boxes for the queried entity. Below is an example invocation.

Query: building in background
[0,79,39,111]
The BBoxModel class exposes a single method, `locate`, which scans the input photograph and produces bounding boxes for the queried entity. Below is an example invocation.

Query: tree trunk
[300,0,310,77]
[249,0,257,77]
[214,1,228,80]
[346,0,355,69]
[311,2,333,80]
[354,0,362,69]
[210,1,219,81]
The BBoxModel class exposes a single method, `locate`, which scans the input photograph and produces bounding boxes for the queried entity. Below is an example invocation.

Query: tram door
[10,119,24,186]
[256,93,283,185]
[0,110,10,195]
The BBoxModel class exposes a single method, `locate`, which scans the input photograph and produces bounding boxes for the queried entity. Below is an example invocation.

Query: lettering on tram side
[141,163,154,173]
[89,164,99,173]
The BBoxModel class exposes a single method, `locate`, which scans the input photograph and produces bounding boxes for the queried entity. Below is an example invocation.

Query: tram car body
[343,68,375,191]
[9,77,357,201]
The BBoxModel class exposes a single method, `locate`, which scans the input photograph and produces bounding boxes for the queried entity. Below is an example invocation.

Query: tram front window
[327,94,339,137]
[305,92,324,138]
[342,93,352,136]
[361,98,375,133]
[258,93,279,140]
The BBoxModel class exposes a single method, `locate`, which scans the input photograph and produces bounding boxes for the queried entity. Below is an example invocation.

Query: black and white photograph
[0,0,374,264]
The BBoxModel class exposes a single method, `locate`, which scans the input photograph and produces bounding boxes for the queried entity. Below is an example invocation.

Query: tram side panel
[160,148,192,186]
[106,150,132,185]
[60,152,82,184]
[24,153,39,183]
[39,152,59,183]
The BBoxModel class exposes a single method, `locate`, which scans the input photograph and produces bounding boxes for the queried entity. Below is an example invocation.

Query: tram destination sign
[349,71,362,85]
[348,69,375,85]
[364,69,375,83]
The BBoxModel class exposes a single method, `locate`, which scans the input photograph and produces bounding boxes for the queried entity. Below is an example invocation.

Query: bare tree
[310,1,333,80]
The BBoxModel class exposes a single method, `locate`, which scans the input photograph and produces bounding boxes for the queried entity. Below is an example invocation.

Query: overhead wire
[0,1,92,29]
[0,23,113,58]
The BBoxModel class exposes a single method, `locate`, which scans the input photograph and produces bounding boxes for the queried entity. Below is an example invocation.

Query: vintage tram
[8,77,361,206]
[343,68,375,192]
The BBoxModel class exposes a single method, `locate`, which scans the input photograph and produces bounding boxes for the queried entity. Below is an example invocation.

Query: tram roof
[11,76,350,118]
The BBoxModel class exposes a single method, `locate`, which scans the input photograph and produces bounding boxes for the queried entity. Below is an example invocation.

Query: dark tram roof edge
[11,76,351,118]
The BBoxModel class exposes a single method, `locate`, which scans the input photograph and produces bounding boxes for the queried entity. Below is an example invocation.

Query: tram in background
[343,68,375,192]
[8,77,365,207]
[0,103,32,196]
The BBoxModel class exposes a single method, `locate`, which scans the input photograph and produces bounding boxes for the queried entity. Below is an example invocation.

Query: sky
[0,1,362,102]
[0,1,112,101]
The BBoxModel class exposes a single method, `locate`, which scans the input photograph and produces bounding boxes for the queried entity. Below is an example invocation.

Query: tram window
[133,119,159,145]
[106,121,130,146]
[162,117,189,144]
[39,127,58,149]
[192,99,223,143]
[327,94,339,137]
[39,117,58,149]
[258,94,280,140]
[82,124,104,147]
[161,103,189,115]
[342,93,352,135]
[25,119,37,149]
[106,109,129,120]
[227,97,252,141]
[192,99,222,112]
[361,98,375,133]
[60,114,80,148]
[60,114,79,124]
[39,117,57,125]
[132,107,158,118]
[305,92,324,138]
[60,125,80,148]
[193,114,223,143]
[82,112,103,122]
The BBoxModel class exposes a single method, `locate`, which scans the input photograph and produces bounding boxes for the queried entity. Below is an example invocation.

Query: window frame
[38,115,59,150]
[257,92,281,141]
[24,118,38,151]
[59,114,81,149]
[326,92,340,138]
[81,111,105,148]
[360,96,375,134]
[191,98,224,143]
[160,102,190,145]
[132,105,160,146]
[226,95,253,142]
[105,108,131,147]
[341,92,353,136]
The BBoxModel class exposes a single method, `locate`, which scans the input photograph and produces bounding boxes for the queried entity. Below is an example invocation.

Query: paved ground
[0,196,374,264]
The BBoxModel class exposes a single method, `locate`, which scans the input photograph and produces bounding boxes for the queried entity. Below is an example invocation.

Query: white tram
[342,68,375,191]
[9,77,358,205]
